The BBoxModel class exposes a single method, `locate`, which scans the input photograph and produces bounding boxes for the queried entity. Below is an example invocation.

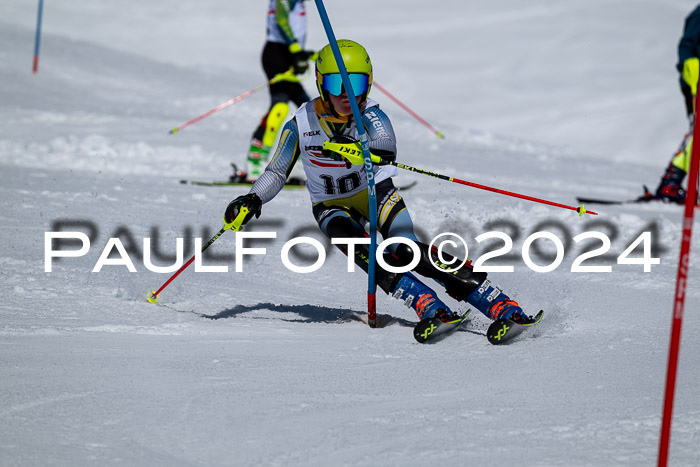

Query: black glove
[322,135,357,168]
[224,193,262,228]
[371,148,396,165]
[291,51,311,75]
[289,43,313,75]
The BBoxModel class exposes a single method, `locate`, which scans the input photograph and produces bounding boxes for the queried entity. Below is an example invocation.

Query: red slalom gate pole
[169,69,298,134]
[657,104,700,467]
[373,82,445,138]
[169,83,269,134]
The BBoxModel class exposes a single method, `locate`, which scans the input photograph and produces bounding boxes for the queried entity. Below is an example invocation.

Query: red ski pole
[388,161,597,216]
[321,141,597,216]
[146,208,249,303]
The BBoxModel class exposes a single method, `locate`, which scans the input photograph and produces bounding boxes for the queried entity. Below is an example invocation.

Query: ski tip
[521,309,544,327]
[169,127,178,134]
[436,131,445,139]
[397,180,418,190]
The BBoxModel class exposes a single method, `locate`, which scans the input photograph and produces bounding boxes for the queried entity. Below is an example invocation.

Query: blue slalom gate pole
[313,0,379,327]
[33,0,44,73]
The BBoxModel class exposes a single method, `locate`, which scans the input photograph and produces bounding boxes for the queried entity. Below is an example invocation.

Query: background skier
[231,0,315,184]
[653,4,700,203]
[223,40,535,326]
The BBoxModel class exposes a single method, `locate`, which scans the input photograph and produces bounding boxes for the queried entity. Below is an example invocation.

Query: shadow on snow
[203,302,415,328]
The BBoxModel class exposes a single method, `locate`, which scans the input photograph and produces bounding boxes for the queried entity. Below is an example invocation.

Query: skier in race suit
[232,0,314,183]
[653,4,700,204]
[224,40,531,324]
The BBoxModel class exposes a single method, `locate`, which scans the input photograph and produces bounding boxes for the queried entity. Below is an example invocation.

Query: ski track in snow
[1,1,700,466]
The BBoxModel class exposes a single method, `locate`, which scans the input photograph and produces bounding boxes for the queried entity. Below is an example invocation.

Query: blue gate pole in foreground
[313,0,379,327]
[33,0,44,73]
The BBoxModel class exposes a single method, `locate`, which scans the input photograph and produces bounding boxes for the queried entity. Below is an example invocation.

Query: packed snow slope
[1,1,699,466]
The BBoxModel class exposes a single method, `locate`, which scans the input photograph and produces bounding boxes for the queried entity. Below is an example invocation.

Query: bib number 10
[320,173,362,195]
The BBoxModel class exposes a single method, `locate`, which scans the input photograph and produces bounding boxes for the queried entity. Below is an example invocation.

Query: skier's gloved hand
[371,148,396,165]
[224,193,262,230]
[322,135,385,167]
[322,135,359,168]
[289,42,310,75]
[305,50,318,62]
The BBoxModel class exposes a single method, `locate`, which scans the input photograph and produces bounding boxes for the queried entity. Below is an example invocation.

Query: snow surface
[1,1,700,466]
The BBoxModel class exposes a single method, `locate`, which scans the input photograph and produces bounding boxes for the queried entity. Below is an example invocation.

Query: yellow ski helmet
[315,40,373,106]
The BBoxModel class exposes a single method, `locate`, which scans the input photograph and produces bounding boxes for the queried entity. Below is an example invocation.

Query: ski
[576,186,654,206]
[575,195,653,206]
[180,179,418,190]
[179,179,306,189]
[413,310,471,343]
[486,310,544,345]
[577,194,699,207]
[396,180,418,191]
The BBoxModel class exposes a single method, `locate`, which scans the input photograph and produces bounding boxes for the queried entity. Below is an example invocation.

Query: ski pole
[320,140,598,217]
[169,68,303,134]
[388,161,597,216]
[146,207,249,303]
[373,82,445,138]
[32,0,44,74]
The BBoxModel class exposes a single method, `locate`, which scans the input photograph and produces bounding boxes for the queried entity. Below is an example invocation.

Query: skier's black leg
[319,209,402,294]
[391,242,485,301]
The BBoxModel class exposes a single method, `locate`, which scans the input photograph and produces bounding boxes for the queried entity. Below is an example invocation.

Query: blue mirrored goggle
[322,73,370,97]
